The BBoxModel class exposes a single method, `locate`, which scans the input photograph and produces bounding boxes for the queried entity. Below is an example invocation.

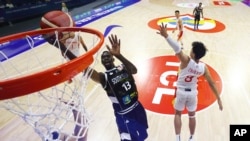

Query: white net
[0,28,103,141]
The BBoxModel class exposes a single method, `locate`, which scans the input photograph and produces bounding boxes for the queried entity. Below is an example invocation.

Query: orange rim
[0,27,104,100]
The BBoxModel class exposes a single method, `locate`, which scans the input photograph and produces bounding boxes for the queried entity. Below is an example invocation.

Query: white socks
[176,134,194,141]
[176,134,181,141]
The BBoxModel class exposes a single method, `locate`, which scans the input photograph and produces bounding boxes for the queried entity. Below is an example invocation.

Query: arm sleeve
[165,36,182,54]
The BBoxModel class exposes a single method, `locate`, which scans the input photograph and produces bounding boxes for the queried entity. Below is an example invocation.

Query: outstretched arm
[106,34,137,74]
[193,7,196,15]
[204,66,223,111]
[80,36,88,52]
[44,34,77,60]
[89,69,105,84]
[156,23,189,69]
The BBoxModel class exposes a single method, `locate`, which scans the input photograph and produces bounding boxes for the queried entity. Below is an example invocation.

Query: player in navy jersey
[157,23,223,141]
[90,34,148,141]
[193,2,204,30]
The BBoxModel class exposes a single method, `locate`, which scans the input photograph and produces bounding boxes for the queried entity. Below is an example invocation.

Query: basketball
[40,10,75,43]
[40,10,75,29]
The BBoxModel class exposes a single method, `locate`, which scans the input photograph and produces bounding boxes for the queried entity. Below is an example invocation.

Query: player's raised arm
[156,23,189,68]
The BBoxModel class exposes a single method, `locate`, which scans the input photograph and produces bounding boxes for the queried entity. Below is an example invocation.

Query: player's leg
[72,109,88,141]
[177,31,184,48]
[187,111,196,141]
[124,102,148,141]
[196,16,201,30]
[115,113,132,141]
[186,95,198,141]
[60,99,88,141]
[174,90,186,141]
[194,16,198,30]
[174,110,182,141]
[135,102,148,141]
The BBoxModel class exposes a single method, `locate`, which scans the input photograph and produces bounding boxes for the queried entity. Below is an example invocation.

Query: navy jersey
[194,7,202,16]
[103,64,138,113]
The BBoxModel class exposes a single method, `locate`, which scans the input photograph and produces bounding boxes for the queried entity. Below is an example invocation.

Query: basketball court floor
[0,0,250,140]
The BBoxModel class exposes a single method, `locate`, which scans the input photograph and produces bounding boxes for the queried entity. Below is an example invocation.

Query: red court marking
[135,56,223,115]
[213,1,231,6]
[148,14,225,33]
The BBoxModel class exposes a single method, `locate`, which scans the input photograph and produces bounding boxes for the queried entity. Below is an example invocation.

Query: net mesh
[0,28,103,141]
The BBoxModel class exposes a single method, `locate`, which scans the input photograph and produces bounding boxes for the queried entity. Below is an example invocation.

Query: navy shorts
[115,102,148,141]
[194,14,201,21]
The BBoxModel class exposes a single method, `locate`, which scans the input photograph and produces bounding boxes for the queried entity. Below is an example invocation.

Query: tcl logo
[135,56,222,115]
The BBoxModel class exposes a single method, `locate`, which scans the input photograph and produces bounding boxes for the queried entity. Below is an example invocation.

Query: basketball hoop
[0,27,104,140]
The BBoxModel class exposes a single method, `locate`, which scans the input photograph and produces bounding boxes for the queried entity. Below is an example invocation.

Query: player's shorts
[174,87,198,112]
[195,14,201,21]
[115,101,148,141]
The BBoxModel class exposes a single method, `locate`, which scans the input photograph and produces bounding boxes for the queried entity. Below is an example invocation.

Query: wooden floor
[1,0,250,141]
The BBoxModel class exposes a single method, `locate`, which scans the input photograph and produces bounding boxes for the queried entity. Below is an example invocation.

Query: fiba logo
[134,56,223,115]
[148,14,225,33]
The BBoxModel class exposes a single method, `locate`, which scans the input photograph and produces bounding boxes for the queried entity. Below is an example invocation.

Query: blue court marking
[0,0,140,62]
[103,25,123,37]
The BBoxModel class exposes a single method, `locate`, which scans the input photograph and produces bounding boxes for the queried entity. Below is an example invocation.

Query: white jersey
[176,18,183,31]
[65,36,80,57]
[62,7,68,13]
[176,59,205,89]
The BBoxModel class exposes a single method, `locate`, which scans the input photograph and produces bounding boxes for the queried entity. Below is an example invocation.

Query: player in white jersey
[61,32,88,83]
[176,59,205,90]
[172,10,184,48]
[61,32,88,59]
[61,2,69,14]
[157,23,223,141]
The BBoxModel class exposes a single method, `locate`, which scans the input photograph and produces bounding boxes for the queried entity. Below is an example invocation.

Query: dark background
[0,0,116,37]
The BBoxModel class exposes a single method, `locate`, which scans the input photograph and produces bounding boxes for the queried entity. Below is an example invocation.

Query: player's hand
[106,34,121,56]
[218,98,223,111]
[157,23,168,38]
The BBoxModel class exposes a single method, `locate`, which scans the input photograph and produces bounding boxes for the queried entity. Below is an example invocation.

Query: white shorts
[174,88,198,112]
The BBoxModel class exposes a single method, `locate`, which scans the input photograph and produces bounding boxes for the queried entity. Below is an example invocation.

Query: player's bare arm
[193,7,196,15]
[88,69,106,88]
[157,23,189,68]
[201,8,204,18]
[204,65,223,111]
[80,37,88,52]
[107,34,137,74]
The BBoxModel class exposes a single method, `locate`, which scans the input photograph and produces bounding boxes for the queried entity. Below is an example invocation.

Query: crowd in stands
[0,0,53,9]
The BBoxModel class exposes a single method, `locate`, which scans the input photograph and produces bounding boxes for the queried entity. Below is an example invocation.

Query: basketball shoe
[188,135,194,141]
